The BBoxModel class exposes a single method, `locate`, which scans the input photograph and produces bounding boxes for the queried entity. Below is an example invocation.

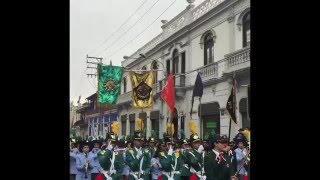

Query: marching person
[204,135,238,180]
[158,134,173,180]
[234,138,248,180]
[70,141,80,180]
[171,142,182,180]
[140,142,152,180]
[97,132,118,180]
[89,139,101,180]
[184,122,205,180]
[126,130,144,180]
[76,141,95,180]
[180,138,191,180]
[151,142,162,180]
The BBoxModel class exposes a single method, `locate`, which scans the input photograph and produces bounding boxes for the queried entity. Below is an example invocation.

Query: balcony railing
[198,62,218,80]
[224,46,250,73]
[117,92,132,105]
[173,73,186,87]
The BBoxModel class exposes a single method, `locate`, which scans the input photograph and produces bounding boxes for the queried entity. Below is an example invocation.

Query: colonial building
[117,0,250,139]
[74,93,118,139]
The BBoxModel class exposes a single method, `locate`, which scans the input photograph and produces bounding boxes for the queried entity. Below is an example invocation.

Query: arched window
[243,12,250,47]
[123,77,127,93]
[152,61,158,83]
[204,33,214,65]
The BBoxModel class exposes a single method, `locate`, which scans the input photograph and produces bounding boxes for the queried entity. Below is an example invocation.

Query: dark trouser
[70,174,76,180]
[181,176,189,180]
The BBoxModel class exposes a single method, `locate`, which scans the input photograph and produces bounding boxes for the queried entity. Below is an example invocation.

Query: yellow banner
[130,71,154,108]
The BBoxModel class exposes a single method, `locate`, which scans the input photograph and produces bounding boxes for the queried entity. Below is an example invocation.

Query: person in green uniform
[204,134,238,180]
[158,134,174,180]
[126,130,144,180]
[170,142,183,180]
[223,141,237,177]
[149,130,157,158]
[139,142,151,180]
[185,133,205,180]
[97,132,118,180]
[180,138,191,180]
[109,138,126,180]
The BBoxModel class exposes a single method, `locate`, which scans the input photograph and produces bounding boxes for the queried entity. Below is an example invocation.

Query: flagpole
[228,118,232,142]
[171,111,173,144]
[199,97,202,138]
[109,105,111,133]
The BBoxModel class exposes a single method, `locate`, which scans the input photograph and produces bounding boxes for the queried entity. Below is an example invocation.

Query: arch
[199,29,217,49]
[236,8,250,31]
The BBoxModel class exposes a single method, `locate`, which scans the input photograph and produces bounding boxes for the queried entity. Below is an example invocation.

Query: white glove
[200,176,207,180]
[167,145,173,156]
[197,145,204,154]
[136,150,143,159]
[190,167,196,173]
[107,177,112,180]
[107,141,113,151]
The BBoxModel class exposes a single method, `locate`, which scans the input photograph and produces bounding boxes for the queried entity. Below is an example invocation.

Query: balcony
[117,92,132,105]
[198,62,218,80]
[173,73,186,97]
[224,46,250,73]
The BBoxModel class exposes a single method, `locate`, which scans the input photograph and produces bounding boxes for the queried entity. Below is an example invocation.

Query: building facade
[74,93,118,140]
[117,0,250,139]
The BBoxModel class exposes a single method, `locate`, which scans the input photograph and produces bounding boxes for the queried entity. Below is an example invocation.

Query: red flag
[161,73,175,114]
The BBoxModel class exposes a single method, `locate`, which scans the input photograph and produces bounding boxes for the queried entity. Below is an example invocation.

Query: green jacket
[127,147,149,180]
[110,150,126,180]
[140,149,152,180]
[97,149,112,171]
[180,150,191,177]
[171,152,183,180]
[185,149,202,172]
[204,151,231,180]
[159,151,173,180]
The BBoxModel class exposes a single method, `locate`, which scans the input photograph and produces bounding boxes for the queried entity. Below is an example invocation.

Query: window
[181,52,185,73]
[123,77,127,93]
[204,33,214,65]
[151,119,159,138]
[243,13,250,47]
[121,115,127,136]
[239,98,250,128]
[152,61,158,83]
[129,113,135,135]
[141,66,147,70]
[172,49,179,75]
[166,59,170,75]
[121,120,126,136]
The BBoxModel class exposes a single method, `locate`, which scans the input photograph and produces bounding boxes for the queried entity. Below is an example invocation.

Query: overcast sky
[70,0,206,104]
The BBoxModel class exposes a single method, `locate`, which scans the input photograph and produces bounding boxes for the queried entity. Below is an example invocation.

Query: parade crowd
[70,127,250,180]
